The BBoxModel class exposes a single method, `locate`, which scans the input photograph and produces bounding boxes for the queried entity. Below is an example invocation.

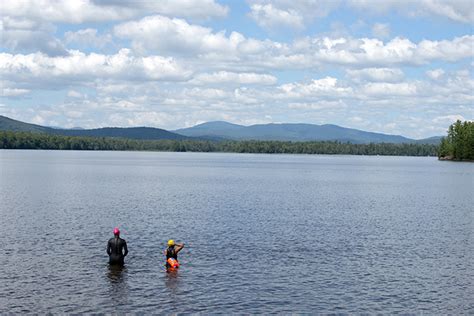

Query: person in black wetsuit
[107,227,128,265]
[165,239,184,268]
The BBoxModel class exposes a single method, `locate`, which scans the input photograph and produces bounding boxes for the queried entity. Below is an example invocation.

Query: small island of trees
[438,120,474,161]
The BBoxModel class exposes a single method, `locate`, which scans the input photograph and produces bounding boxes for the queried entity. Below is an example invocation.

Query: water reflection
[106,264,129,304]
[165,269,180,294]
[107,264,127,283]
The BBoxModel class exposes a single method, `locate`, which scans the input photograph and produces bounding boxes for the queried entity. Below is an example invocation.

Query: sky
[0,0,473,138]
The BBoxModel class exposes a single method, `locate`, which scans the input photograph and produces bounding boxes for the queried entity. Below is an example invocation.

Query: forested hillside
[0,130,438,156]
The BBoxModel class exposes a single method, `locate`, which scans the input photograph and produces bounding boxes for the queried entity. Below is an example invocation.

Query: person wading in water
[165,239,184,269]
[107,228,128,265]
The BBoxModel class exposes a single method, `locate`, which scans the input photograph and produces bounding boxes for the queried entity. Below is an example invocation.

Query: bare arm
[175,243,185,254]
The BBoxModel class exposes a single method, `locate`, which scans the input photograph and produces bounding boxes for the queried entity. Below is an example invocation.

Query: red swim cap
[113,227,120,235]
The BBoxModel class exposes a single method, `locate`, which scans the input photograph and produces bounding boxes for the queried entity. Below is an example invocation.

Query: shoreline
[438,156,474,162]
[1,147,439,158]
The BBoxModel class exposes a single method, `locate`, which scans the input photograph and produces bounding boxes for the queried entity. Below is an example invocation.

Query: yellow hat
[168,239,175,246]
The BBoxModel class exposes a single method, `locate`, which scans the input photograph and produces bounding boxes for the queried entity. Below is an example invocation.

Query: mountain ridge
[174,121,440,144]
[0,115,190,141]
[0,115,441,144]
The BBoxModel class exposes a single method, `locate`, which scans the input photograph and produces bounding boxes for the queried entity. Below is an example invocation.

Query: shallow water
[0,150,472,313]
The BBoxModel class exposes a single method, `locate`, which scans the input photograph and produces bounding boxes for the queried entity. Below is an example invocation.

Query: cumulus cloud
[248,0,340,30]
[361,82,418,97]
[426,68,445,80]
[347,68,404,82]
[432,114,466,124]
[114,15,474,68]
[1,87,31,97]
[416,36,474,62]
[0,49,192,87]
[190,71,277,85]
[248,4,304,30]
[279,77,353,99]
[288,100,347,110]
[67,90,83,98]
[2,69,471,138]
[300,35,474,67]
[0,17,67,56]
[0,0,228,23]
[248,0,474,32]
[1,0,472,139]
[419,0,474,23]
[348,0,474,23]
[114,15,268,58]
[64,28,113,49]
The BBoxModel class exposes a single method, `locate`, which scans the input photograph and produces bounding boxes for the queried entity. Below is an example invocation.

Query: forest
[0,130,438,156]
[438,120,474,161]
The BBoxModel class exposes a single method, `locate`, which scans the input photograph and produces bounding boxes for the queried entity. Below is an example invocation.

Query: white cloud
[114,15,245,56]
[2,69,471,138]
[0,17,67,56]
[347,68,404,82]
[362,82,418,97]
[372,23,390,39]
[248,4,304,30]
[31,115,46,125]
[0,49,192,86]
[348,0,474,23]
[114,15,474,69]
[279,77,353,99]
[1,87,31,97]
[248,0,341,30]
[190,71,277,85]
[300,35,474,67]
[64,28,113,49]
[65,110,83,119]
[288,100,347,110]
[247,0,474,32]
[67,90,83,98]
[0,0,228,23]
[416,36,474,62]
[420,0,474,23]
[432,114,466,124]
[1,1,133,24]
[1,0,472,139]
[426,68,445,80]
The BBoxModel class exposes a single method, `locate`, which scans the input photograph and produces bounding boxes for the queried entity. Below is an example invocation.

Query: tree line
[0,130,439,156]
[438,120,474,161]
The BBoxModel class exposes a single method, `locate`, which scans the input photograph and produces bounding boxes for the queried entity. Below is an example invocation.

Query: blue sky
[0,0,472,138]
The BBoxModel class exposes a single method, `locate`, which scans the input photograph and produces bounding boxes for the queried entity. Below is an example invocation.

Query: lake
[0,150,472,313]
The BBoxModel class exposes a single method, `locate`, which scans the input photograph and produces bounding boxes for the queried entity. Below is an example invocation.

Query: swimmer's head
[168,239,175,247]
[113,227,120,236]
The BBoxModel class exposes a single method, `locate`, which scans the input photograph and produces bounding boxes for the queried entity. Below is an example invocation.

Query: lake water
[0,150,472,313]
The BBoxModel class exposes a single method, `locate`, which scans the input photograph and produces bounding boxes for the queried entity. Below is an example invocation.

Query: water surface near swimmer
[0,151,473,313]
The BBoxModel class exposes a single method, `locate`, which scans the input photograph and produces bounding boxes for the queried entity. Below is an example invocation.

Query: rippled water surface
[0,150,473,313]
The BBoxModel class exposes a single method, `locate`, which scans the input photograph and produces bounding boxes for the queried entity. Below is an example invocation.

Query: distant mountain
[50,127,189,140]
[1,115,442,144]
[0,115,189,140]
[175,121,441,144]
[415,136,443,145]
[0,115,50,133]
